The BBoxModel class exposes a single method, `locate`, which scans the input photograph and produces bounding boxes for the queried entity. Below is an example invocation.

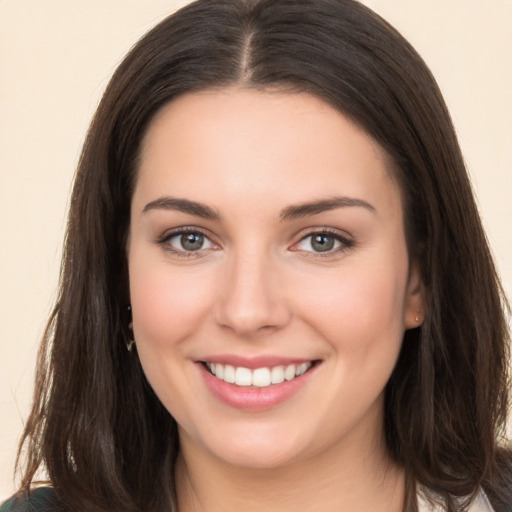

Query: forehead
[135,88,402,218]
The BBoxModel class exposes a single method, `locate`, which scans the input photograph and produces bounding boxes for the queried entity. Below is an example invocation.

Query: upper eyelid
[290,228,354,254]
[293,226,353,242]
[155,225,353,249]
[157,226,215,243]
[156,227,218,258]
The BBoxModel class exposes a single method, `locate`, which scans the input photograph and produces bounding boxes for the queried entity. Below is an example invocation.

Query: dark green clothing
[0,488,59,512]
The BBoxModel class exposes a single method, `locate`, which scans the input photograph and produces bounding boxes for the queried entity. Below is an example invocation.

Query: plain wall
[1,0,511,499]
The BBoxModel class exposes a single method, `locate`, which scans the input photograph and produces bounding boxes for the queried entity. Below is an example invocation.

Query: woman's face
[128,88,423,469]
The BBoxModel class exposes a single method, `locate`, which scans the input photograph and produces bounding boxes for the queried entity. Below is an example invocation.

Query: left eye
[296,233,343,253]
[167,231,215,252]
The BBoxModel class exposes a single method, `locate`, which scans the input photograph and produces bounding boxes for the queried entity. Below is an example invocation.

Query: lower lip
[198,363,318,411]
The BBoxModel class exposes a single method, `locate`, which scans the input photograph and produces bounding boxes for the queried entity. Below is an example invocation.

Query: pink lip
[197,360,319,411]
[198,354,314,369]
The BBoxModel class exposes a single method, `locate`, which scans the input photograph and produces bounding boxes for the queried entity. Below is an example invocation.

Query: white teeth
[296,363,309,376]
[284,364,296,381]
[205,361,313,388]
[252,368,271,387]
[270,366,285,384]
[235,367,252,386]
[224,365,235,384]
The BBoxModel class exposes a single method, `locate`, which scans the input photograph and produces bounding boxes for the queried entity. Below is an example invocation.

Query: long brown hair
[17,1,511,511]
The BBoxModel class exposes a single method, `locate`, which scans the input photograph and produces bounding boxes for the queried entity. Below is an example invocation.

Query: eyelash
[156,227,354,258]
[156,226,217,258]
[292,228,354,258]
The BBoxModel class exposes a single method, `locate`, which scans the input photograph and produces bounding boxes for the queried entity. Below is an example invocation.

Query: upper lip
[198,354,317,369]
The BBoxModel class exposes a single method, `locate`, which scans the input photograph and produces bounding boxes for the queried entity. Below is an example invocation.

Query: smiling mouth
[203,361,318,388]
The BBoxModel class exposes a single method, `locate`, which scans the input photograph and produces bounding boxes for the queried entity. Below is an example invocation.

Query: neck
[175,426,405,512]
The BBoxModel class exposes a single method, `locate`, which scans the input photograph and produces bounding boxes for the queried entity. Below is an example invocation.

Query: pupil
[312,234,334,252]
[181,233,203,251]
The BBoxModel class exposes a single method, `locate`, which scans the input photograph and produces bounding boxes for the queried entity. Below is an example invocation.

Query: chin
[212,443,303,470]
[182,421,310,470]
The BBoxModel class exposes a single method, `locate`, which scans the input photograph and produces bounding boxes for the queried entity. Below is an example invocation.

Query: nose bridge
[215,244,289,336]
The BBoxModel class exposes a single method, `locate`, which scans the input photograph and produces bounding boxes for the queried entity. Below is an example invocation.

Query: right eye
[159,228,217,256]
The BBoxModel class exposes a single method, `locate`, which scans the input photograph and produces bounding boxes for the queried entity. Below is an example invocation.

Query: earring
[415,309,421,323]
[126,305,135,352]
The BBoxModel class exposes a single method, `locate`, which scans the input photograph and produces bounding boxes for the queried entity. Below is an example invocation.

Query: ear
[404,261,425,329]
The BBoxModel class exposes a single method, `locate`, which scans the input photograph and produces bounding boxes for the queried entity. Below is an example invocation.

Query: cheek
[127,253,217,417]
[295,257,408,354]
[128,254,215,349]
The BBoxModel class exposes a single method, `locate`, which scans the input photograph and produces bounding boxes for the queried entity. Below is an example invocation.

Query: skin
[128,88,424,512]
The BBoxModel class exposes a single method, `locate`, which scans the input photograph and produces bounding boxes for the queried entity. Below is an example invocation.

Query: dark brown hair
[17,1,511,511]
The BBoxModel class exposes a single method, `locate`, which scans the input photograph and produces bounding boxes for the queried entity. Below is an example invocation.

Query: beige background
[1,0,511,499]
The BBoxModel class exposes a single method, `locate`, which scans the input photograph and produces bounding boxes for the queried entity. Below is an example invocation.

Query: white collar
[417,487,495,511]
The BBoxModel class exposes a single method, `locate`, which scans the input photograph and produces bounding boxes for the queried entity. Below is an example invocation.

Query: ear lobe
[404,262,425,329]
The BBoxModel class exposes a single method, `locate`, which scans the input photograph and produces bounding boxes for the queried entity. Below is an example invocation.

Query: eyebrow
[279,196,376,221]
[142,195,375,221]
[142,197,221,220]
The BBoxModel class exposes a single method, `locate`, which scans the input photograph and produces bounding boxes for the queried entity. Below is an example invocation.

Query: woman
[2,0,511,511]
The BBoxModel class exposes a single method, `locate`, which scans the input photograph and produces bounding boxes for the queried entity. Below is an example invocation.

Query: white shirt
[417,488,495,511]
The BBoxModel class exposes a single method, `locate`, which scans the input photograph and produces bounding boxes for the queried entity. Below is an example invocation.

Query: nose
[214,251,291,337]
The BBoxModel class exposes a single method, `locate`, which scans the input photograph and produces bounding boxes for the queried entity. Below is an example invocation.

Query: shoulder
[0,488,60,512]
